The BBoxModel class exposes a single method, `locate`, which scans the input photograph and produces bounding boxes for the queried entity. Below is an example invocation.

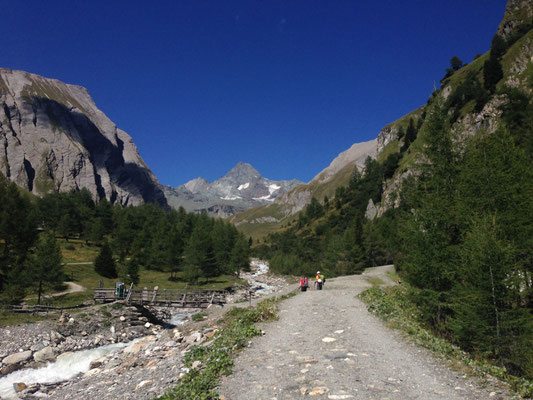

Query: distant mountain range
[0,68,167,207]
[163,162,303,217]
[229,139,377,234]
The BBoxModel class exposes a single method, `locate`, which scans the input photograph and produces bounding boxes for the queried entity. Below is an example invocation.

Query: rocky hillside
[376,0,533,215]
[230,139,377,238]
[164,162,303,217]
[233,0,533,239]
[0,69,167,207]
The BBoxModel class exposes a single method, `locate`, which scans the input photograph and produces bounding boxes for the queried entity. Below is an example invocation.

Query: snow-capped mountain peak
[163,162,303,217]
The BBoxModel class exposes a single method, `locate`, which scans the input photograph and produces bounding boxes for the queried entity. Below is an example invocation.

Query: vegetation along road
[217,266,511,399]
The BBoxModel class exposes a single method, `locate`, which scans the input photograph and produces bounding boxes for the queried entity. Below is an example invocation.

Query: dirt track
[217,266,511,399]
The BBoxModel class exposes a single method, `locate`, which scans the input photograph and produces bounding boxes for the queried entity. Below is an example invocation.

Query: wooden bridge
[93,286,227,308]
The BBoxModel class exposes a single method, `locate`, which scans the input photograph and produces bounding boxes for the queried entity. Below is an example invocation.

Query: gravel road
[217,266,511,400]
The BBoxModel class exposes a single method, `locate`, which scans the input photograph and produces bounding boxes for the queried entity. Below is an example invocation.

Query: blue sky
[2,1,506,186]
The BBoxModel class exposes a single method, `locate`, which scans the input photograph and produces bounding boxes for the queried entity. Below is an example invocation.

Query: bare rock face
[497,0,533,41]
[0,68,167,207]
[311,139,377,184]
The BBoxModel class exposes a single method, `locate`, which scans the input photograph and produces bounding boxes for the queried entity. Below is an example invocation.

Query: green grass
[386,270,400,283]
[366,276,385,286]
[60,239,100,263]
[191,312,208,321]
[0,311,53,328]
[377,139,400,163]
[359,286,533,398]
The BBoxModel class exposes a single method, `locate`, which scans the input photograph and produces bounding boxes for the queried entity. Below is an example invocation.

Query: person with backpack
[314,271,323,290]
[299,276,309,292]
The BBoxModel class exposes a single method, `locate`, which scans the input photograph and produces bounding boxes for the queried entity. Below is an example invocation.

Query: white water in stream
[0,342,127,399]
[169,312,192,326]
[249,260,276,295]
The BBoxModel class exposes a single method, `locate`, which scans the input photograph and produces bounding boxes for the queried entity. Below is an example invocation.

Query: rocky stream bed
[0,260,287,399]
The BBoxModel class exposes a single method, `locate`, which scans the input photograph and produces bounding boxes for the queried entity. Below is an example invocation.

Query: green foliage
[446,71,489,121]
[191,312,207,321]
[94,242,117,279]
[305,197,324,221]
[483,34,505,92]
[230,234,251,273]
[360,286,533,397]
[27,233,64,305]
[442,56,464,81]
[382,152,402,179]
[0,175,39,302]
[263,157,389,278]
[120,254,140,285]
[393,101,533,380]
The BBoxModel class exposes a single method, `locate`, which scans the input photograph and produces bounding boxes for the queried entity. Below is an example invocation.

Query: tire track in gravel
[217,266,511,400]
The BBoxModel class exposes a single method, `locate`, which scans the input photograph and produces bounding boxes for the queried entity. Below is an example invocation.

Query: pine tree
[121,254,140,285]
[94,242,117,278]
[0,176,38,294]
[183,217,217,283]
[28,233,64,305]
[230,235,251,274]
[449,217,533,376]
[399,100,460,325]
[483,56,503,92]
[401,118,417,151]
[483,34,505,92]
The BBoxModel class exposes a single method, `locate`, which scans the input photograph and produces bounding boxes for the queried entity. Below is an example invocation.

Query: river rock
[309,387,328,396]
[13,382,27,392]
[50,330,65,344]
[134,380,153,391]
[89,357,106,369]
[3,350,32,365]
[34,347,55,363]
[123,336,155,354]
[1,363,20,375]
[184,332,203,344]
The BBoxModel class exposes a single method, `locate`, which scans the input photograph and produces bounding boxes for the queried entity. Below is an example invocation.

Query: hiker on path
[299,276,309,292]
[314,271,324,290]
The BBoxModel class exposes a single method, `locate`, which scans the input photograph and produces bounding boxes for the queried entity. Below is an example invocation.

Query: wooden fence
[93,287,227,308]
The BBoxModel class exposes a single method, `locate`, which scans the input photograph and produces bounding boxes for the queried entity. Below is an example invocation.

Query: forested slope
[0,177,250,304]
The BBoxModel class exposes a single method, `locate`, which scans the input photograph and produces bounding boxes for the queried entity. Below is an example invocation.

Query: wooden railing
[93,287,227,308]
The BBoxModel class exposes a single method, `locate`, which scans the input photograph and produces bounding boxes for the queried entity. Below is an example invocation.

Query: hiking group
[299,271,325,291]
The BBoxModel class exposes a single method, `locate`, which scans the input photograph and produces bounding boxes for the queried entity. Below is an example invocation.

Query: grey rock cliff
[311,139,377,184]
[0,69,167,207]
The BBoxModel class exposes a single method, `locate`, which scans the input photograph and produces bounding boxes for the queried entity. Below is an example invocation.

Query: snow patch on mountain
[253,195,275,202]
[268,184,281,194]
[238,183,250,191]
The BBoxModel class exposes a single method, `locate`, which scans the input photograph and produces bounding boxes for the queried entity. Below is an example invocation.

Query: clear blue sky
[2,1,507,186]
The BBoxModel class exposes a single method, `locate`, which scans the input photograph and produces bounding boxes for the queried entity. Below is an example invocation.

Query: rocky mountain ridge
[0,68,167,207]
[230,139,378,236]
[164,162,303,217]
